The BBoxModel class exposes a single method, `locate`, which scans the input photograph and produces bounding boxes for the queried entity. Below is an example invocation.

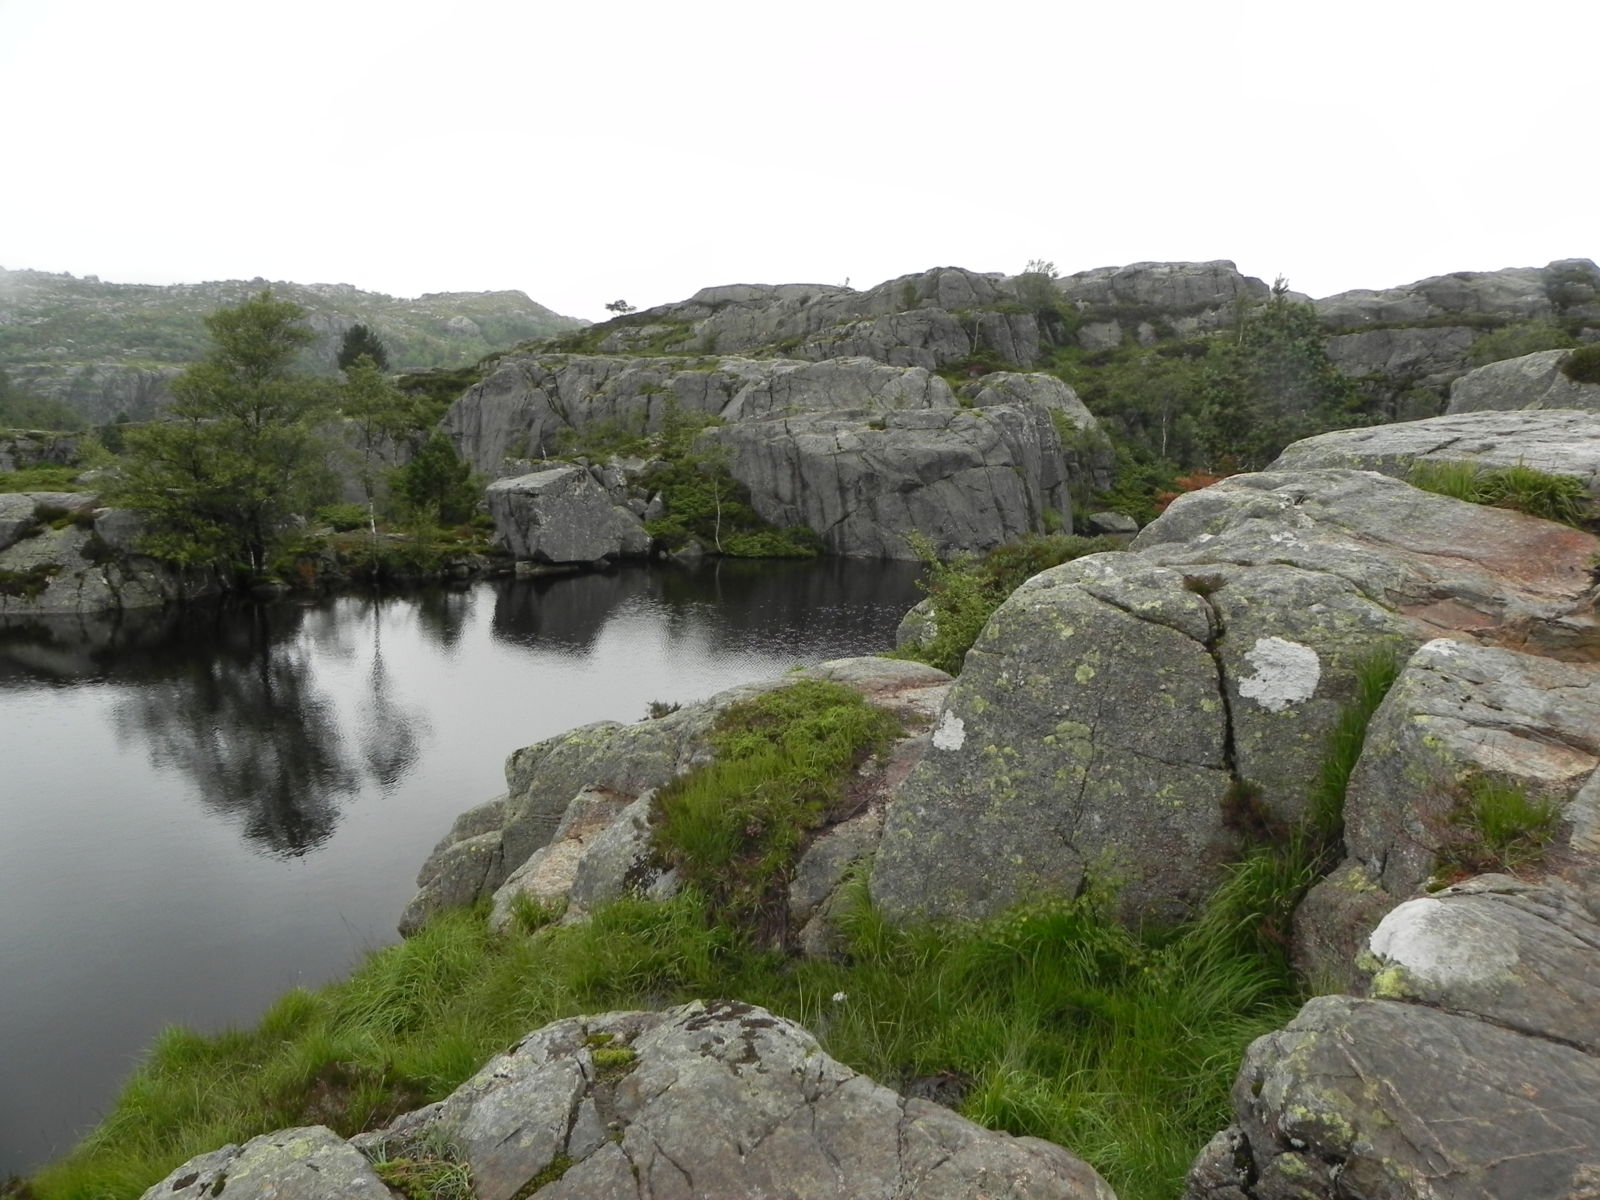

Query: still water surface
[0,560,922,1175]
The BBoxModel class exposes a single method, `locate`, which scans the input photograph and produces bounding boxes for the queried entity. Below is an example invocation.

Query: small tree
[337,323,389,372]
[339,356,428,513]
[604,299,636,315]
[115,291,334,576]
[389,430,481,526]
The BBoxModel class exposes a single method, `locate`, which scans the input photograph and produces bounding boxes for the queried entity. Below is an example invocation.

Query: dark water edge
[0,559,924,1176]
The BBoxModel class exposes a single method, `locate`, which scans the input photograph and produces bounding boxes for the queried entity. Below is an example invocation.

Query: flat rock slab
[1447,347,1600,413]
[1271,408,1600,494]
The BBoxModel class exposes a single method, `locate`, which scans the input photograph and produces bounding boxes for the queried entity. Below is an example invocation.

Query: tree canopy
[114,291,335,577]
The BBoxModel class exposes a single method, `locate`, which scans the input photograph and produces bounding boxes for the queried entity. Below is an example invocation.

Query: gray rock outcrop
[485,466,649,564]
[1314,258,1600,328]
[0,492,215,617]
[0,430,80,471]
[148,1001,1115,1200]
[1270,408,1600,496]
[403,657,951,937]
[870,467,1600,927]
[1447,346,1600,412]
[448,355,1106,560]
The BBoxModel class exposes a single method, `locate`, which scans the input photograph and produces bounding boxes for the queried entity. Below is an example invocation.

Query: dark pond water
[0,560,923,1176]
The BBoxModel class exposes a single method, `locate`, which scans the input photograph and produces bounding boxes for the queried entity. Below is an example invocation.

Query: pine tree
[336,323,390,373]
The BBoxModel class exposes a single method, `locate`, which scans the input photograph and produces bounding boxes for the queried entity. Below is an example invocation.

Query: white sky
[1,0,1594,322]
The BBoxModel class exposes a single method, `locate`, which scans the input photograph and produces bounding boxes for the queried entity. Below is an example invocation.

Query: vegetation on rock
[1562,343,1600,385]
[893,532,1124,674]
[1406,459,1592,528]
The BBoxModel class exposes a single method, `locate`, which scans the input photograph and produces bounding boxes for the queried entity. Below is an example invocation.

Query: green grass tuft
[1435,775,1561,880]
[0,466,83,494]
[1408,459,1591,528]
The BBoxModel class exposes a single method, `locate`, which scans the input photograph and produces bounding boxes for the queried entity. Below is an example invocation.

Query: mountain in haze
[0,268,588,424]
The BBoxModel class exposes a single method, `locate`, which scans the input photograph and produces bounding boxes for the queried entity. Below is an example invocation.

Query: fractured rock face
[1188,877,1600,1200]
[450,353,1101,560]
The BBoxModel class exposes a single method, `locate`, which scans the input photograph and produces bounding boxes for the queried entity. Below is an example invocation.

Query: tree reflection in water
[109,600,422,856]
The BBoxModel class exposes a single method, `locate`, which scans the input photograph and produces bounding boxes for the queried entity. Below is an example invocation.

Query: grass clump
[1407,459,1591,528]
[1434,776,1561,881]
[893,532,1123,674]
[653,679,901,930]
[364,1128,472,1200]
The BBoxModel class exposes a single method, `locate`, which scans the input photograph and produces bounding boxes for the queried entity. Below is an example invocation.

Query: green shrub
[1561,344,1600,385]
[1408,459,1591,528]
[1466,320,1577,366]
[0,466,82,494]
[316,503,371,532]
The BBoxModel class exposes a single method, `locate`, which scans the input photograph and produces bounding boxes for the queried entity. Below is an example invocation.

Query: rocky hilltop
[0,268,585,423]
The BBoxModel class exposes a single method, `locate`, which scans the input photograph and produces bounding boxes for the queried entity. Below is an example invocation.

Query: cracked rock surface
[147,1001,1115,1200]
[0,492,216,617]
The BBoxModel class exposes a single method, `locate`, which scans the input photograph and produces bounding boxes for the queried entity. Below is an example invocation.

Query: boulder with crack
[872,467,1600,927]
[1186,877,1600,1200]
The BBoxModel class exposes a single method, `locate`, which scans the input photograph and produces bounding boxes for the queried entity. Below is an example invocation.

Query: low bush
[1561,344,1600,385]
[653,679,901,930]
[0,466,82,494]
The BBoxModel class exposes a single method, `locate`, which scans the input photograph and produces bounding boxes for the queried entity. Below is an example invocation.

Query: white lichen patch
[1238,637,1321,712]
[1367,897,1517,988]
[932,710,967,751]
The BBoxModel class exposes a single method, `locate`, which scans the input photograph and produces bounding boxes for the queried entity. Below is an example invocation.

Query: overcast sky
[2,0,1594,322]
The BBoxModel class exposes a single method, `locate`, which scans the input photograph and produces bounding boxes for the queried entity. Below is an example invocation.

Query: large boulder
[1447,346,1600,413]
[148,1001,1115,1200]
[485,465,649,564]
[871,468,1600,928]
[1188,876,1600,1200]
[1055,261,1272,336]
[1270,408,1600,496]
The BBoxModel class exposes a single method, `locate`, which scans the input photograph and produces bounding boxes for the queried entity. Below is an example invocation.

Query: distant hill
[0,268,587,424]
